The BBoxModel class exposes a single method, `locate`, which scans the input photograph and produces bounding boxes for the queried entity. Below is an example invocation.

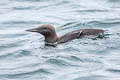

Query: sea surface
[0,0,120,80]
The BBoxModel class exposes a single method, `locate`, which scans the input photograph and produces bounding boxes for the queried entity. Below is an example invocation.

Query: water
[0,0,120,80]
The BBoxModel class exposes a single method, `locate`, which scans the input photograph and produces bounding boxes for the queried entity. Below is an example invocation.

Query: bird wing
[57,29,104,44]
[57,30,82,44]
[81,29,104,36]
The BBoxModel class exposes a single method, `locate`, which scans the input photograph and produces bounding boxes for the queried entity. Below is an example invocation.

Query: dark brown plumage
[26,24,104,46]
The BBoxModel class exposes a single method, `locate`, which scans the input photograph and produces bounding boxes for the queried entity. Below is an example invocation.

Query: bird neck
[45,34,58,43]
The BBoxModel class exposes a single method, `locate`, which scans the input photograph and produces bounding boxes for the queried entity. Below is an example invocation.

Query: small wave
[107,68,120,73]
[59,21,85,31]
[2,21,42,25]
[36,0,70,10]
[15,50,32,57]
[0,3,7,6]
[1,68,52,79]
[0,47,21,59]
[116,32,120,37]
[87,20,120,25]
[75,9,109,13]
[0,33,27,38]
[44,58,84,68]
[45,58,73,67]
[12,6,35,10]
[11,0,43,2]
[108,0,120,2]
[85,20,120,28]
[73,75,107,80]
[0,52,13,59]
[60,21,79,27]
[61,55,84,62]
[59,20,120,31]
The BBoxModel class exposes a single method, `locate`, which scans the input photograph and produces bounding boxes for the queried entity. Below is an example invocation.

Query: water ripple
[107,69,120,73]
[12,6,35,10]
[2,21,42,25]
[0,0,120,80]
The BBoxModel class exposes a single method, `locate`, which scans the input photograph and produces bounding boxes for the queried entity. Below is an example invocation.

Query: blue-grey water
[0,0,120,80]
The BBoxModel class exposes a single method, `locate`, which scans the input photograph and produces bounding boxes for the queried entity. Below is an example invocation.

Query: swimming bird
[26,24,104,46]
